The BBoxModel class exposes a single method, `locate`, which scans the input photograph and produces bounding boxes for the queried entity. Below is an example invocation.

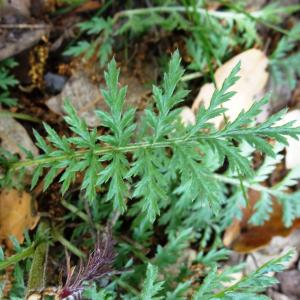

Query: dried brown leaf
[223,189,300,253]
[0,189,39,248]
[192,48,269,128]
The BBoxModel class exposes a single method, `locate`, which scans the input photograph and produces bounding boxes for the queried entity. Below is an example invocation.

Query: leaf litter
[0,188,39,248]
[223,190,300,253]
[191,48,270,128]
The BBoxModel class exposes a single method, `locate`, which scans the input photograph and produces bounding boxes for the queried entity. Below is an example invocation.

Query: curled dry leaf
[276,109,300,169]
[72,1,102,13]
[192,48,269,128]
[0,189,39,248]
[223,189,300,253]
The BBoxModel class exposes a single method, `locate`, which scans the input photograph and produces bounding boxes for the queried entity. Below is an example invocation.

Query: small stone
[46,71,106,127]
[44,72,67,94]
[0,115,38,161]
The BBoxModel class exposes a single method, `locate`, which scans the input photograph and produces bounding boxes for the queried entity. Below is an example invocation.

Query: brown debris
[0,189,39,248]
[0,26,50,60]
[223,189,300,253]
[192,48,269,128]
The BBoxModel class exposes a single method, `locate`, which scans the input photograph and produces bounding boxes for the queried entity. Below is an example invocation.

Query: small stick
[0,24,51,29]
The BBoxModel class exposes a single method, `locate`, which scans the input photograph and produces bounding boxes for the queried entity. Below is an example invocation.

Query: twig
[181,72,202,82]
[0,24,51,29]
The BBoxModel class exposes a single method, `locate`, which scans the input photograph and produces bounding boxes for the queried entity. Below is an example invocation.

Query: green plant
[1,52,300,299]
[270,23,300,98]
[194,249,293,300]
[0,59,19,107]
[7,51,300,220]
[64,0,300,80]
[0,234,34,299]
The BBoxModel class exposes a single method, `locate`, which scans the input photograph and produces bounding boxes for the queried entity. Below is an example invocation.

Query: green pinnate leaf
[141,264,164,300]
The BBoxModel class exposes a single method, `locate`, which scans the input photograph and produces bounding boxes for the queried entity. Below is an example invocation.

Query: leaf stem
[213,174,284,197]
[113,4,299,36]
[51,228,86,258]
[9,134,288,200]
[113,6,263,22]
[0,110,42,123]
[0,243,36,271]
[181,72,202,82]
[9,137,197,170]
[117,278,140,296]
[61,199,150,263]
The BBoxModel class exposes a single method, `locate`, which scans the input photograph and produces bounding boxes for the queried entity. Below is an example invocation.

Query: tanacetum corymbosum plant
[2,51,300,299]
[5,50,300,224]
